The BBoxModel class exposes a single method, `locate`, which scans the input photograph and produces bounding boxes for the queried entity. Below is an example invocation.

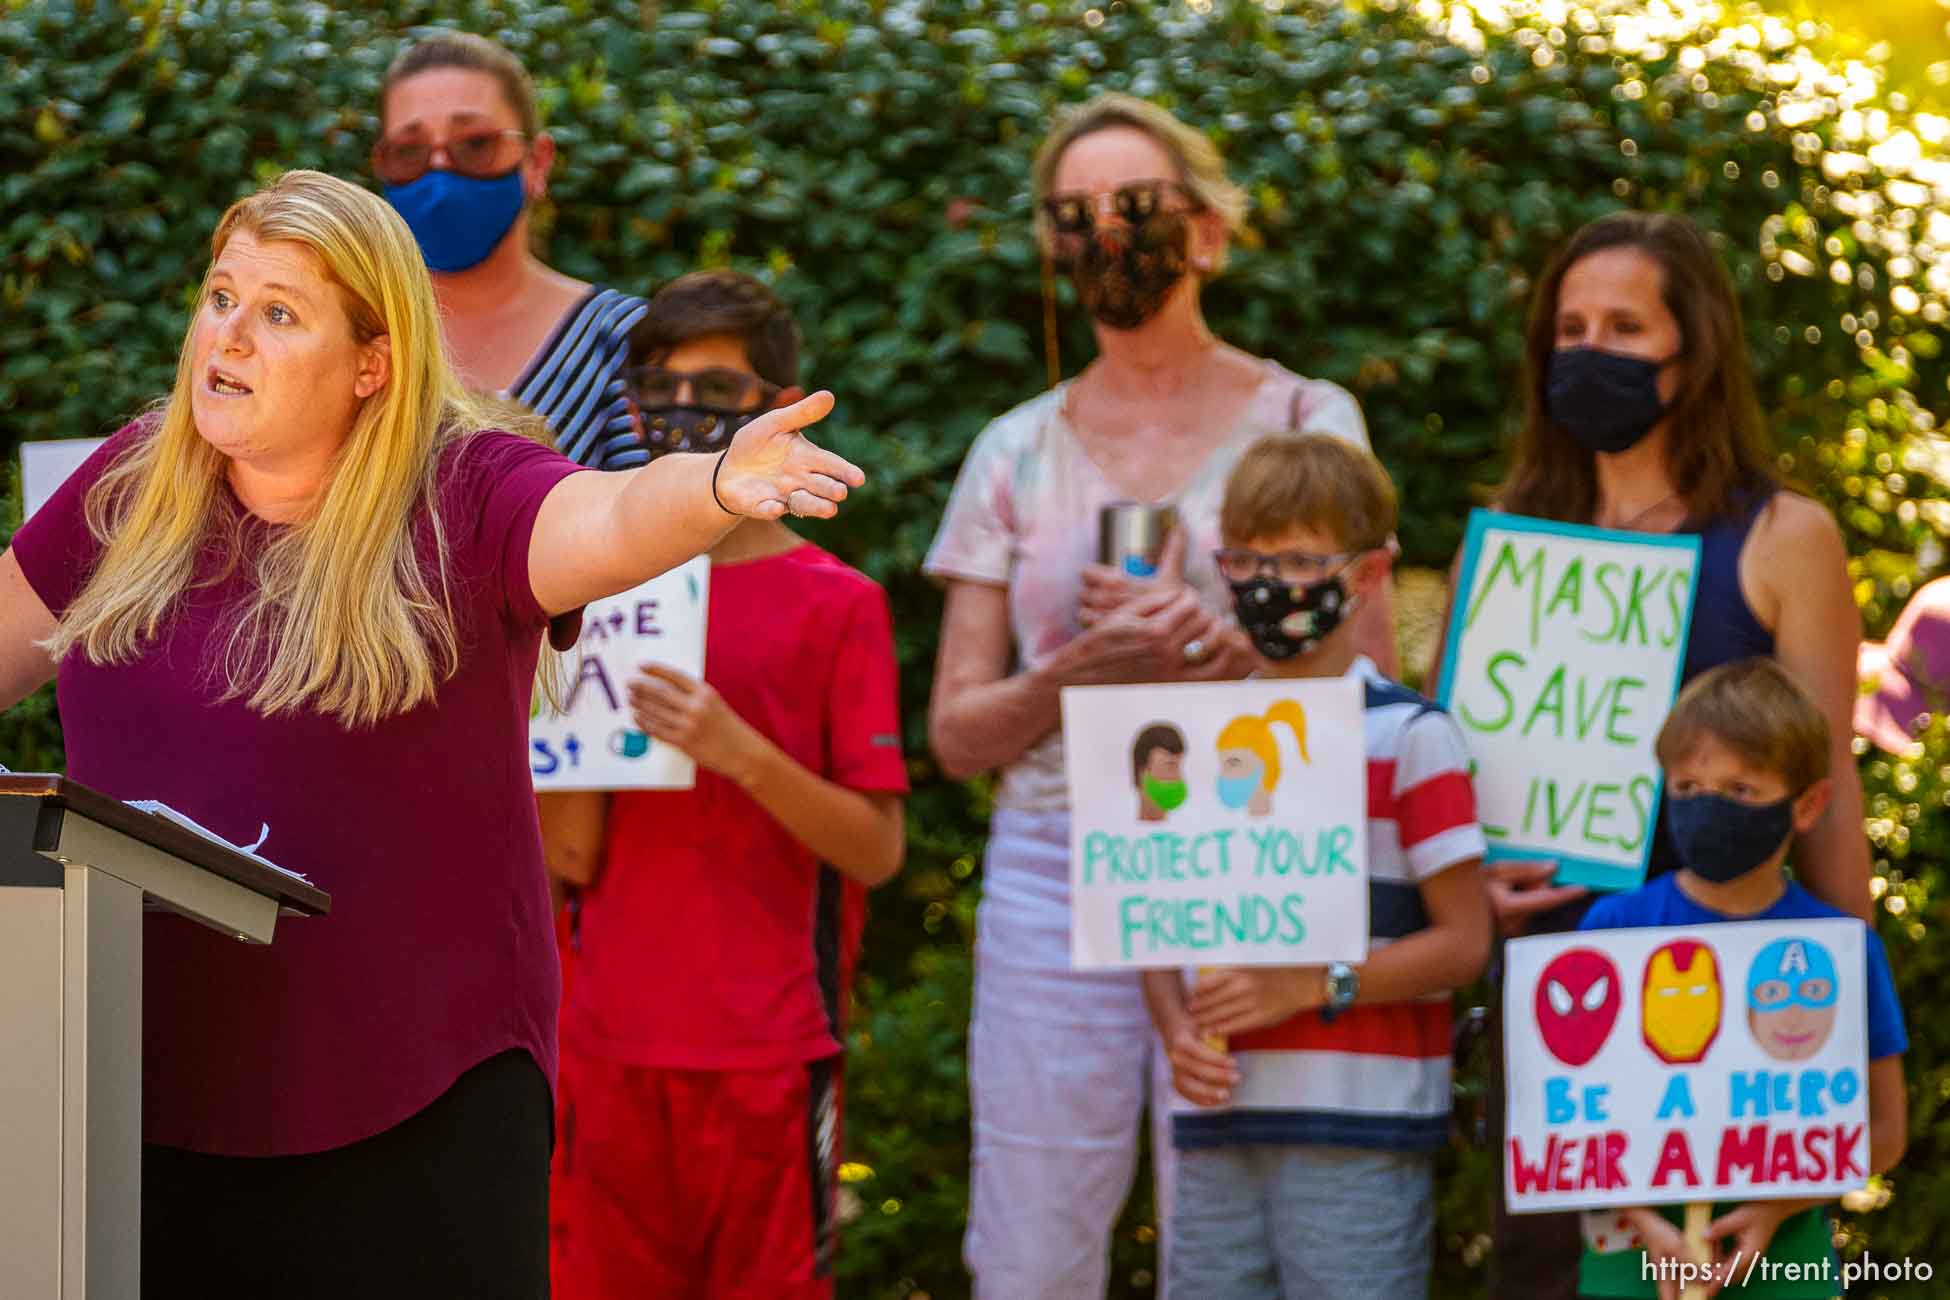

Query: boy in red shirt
[546,271,908,1299]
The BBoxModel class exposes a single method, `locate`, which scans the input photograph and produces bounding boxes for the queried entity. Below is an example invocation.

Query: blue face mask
[1216,774,1259,811]
[383,168,525,273]
[1665,791,1794,884]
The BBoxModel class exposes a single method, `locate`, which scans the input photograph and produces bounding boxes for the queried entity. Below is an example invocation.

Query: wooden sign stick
[1679,1201,1712,1300]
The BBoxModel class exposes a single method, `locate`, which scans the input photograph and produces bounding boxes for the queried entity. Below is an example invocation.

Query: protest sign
[19,438,108,522]
[1061,677,1368,969]
[1435,510,1701,891]
[530,557,709,790]
[1502,919,1870,1214]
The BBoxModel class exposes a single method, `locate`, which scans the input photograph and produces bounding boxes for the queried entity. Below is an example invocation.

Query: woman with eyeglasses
[924,93,1397,1300]
[375,31,647,470]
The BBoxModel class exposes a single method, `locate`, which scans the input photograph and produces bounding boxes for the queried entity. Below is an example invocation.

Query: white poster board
[19,438,108,522]
[529,557,709,790]
[1502,919,1870,1213]
[1435,511,1701,892]
[1060,677,1368,969]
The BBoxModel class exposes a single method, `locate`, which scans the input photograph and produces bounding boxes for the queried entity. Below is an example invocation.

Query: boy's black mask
[1229,572,1352,661]
[637,405,762,457]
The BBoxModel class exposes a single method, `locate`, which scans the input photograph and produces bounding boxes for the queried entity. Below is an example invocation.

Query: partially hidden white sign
[530,557,709,790]
[19,438,109,522]
[1061,677,1368,970]
[1502,920,1870,1213]
[1435,511,1700,892]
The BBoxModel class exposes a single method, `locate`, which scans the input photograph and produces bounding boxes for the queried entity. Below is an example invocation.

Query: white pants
[964,810,1177,1300]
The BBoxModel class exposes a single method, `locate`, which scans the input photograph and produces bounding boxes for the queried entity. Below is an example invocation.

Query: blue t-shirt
[1578,872,1907,1060]
[1573,872,1906,1299]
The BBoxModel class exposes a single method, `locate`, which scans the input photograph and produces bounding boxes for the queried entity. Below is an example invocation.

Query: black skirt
[142,1049,550,1300]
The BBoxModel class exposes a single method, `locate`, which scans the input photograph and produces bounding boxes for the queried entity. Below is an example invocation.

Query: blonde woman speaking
[0,170,859,1299]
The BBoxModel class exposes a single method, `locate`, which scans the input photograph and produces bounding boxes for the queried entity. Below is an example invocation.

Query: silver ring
[1183,638,1207,664]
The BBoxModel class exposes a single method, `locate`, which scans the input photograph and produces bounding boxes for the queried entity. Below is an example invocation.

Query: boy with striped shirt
[1142,434,1492,1299]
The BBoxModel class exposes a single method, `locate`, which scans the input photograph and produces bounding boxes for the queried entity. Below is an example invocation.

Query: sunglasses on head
[627,365,777,411]
[371,129,529,186]
[1041,180,1198,237]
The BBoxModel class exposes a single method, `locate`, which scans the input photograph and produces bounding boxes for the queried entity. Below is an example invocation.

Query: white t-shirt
[924,361,1369,815]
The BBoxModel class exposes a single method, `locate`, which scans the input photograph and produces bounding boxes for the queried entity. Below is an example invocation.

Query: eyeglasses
[1041,181,1199,237]
[626,365,777,411]
[371,129,529,186]
[1214,546,1359,585]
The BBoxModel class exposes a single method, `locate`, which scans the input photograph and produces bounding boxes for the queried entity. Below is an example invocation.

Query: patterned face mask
[1058,207,1193,332]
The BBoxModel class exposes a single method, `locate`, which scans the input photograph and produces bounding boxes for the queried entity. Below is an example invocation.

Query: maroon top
[10,422,584,1155]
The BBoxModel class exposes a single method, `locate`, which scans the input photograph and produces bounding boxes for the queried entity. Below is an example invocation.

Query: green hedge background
[7,0,1950,1295]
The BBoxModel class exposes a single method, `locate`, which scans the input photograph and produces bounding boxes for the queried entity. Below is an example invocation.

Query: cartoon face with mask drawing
[1641,939,1723,1065]
[1131,723,1188,823]
[1746,937,1839,1061]
[1214,701,1308,817]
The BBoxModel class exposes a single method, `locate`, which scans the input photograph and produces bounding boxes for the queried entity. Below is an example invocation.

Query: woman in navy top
[1436,212,1872,1300]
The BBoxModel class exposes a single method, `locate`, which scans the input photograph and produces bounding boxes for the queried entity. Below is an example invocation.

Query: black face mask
[1229,572,1352,661]
[1065,210,1191,331]
[1665,791,1795,884]
[636,405,761,458]
[1547,347,1677,454]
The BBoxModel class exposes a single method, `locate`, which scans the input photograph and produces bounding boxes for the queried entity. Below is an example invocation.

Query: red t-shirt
[560,543,909,1069]
[9,423,582,1155]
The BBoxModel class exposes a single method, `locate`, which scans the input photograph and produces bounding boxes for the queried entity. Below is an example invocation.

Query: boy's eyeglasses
[1214,546,1358,585]
[371,129,529,186]
[1040,181,1199,237]
[627,365,777,411]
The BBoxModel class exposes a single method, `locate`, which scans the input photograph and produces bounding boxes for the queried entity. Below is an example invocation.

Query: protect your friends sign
[1502,920,1870,1214]
[1435,511,1701,891]
[1061,678,1368,969]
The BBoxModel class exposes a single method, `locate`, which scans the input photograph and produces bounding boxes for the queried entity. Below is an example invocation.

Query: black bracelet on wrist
[710,449,734,516]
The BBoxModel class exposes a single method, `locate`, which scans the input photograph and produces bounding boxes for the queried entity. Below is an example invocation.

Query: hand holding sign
[1161,1017,1240,1108]
[1188,965,1327,1038]
[628,664,754,778]
[1487,860,1591,938]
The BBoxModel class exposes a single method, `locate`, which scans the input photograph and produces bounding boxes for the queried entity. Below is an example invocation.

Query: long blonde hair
[46,169,516,728]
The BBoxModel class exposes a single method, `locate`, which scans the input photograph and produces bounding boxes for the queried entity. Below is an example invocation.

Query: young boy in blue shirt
[1577,658,1908,1299]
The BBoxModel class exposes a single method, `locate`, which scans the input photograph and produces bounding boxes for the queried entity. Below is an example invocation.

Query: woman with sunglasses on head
[1425,211,1871,1300]
[375,31,647,470]
[925,92,1397,1300]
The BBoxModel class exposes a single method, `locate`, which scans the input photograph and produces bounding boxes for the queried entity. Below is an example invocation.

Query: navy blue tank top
[1535,487,1777,930]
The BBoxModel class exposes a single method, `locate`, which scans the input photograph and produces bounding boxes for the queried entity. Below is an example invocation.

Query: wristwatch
[1321,961,1359,1022]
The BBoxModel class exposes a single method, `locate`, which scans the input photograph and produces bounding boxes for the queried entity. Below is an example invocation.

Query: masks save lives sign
[1435,510,1701,892]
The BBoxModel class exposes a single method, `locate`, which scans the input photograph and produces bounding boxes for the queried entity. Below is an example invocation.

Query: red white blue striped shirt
[1173,656,1487,1153]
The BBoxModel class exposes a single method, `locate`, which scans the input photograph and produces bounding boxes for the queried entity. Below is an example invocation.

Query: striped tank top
[508,285,649,471]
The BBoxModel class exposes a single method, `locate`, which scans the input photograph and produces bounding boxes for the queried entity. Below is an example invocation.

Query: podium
[0,776,331,1299]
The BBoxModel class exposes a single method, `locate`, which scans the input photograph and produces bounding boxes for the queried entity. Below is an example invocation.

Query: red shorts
[550,1045,840,1300]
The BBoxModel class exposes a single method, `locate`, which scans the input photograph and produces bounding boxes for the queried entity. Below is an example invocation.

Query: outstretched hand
[714,391,863,519]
